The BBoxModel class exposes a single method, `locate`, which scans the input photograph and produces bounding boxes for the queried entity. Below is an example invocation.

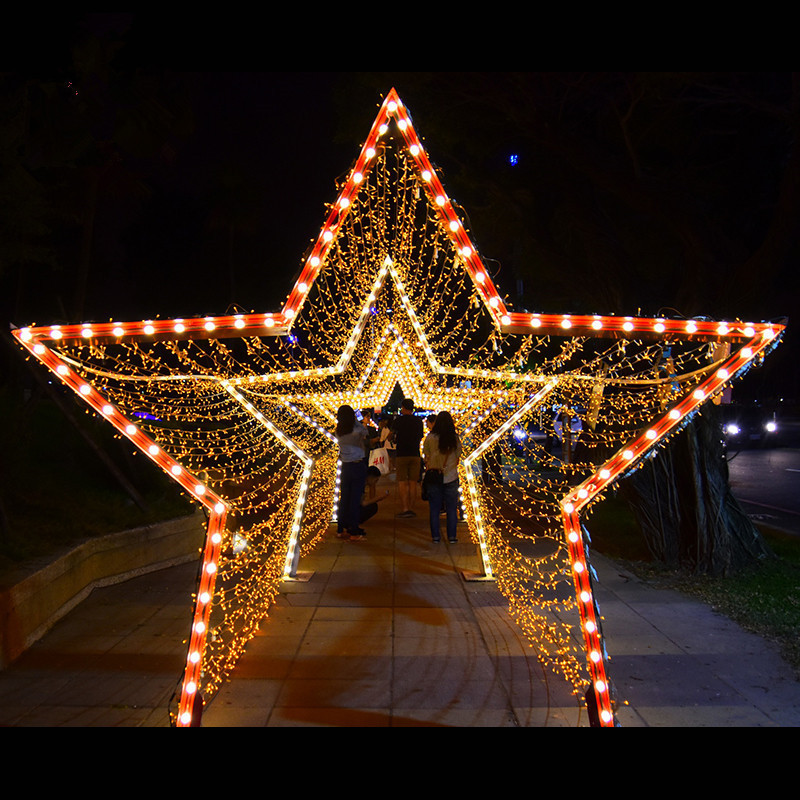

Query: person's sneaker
[349,534,366,541]
[396,510,416,518]
[432,538,441,544]
[448,538,458,544]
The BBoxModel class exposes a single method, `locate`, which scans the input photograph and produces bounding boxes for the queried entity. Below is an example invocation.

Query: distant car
[509,406,583,459]
[509,423,549,459]
[719,404,779,448]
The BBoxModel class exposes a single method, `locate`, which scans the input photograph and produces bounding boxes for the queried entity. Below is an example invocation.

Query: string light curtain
[13,89,784,727]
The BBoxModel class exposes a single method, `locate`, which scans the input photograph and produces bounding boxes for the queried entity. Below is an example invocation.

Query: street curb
[0,512,206,670]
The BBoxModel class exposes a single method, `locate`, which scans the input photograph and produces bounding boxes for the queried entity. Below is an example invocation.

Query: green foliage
[585,494,653,561]
[0,385,194,565]
[667,529,800,674]
[343,72,798,323]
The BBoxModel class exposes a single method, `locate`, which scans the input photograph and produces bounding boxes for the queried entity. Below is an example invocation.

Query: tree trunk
[617,406,772,576]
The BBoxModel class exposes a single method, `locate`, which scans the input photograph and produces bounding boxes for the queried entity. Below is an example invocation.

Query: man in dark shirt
[392,398,424,517]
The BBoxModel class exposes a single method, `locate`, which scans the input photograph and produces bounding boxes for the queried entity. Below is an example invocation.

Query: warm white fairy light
[11,88,784,731]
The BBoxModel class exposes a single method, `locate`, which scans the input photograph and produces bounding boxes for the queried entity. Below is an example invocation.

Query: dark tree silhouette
[3,63,798,573]
[337,72,800,575]
[0,21,195,546]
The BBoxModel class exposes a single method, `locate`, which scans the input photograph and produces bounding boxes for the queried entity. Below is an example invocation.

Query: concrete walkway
[201,515,586,728]
[1,476,799,727]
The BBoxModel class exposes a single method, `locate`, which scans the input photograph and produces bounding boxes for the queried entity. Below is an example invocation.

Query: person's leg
[395,457,416,516]
[408,457,421,513]
[444,481,459,542]
[359,502,378,525]
[399,479,410,512]
[347,460,367,534]
[428,483,442,542]
[338,461,356,534]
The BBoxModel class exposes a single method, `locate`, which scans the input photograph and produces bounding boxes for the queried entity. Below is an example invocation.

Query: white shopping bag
[368,447,390,475]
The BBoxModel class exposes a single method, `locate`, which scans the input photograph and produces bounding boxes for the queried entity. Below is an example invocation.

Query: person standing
[336,405,369,539]
[422,410,462,543]
[379,416,396,472]
[392,398,424,518]
[422,414,437,483]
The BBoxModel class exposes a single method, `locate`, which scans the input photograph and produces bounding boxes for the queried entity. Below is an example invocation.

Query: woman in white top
[422,411,461,543]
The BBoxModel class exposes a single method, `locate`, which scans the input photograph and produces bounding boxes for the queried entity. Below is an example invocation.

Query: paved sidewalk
[201,515,585,728]
[1,475,799,727]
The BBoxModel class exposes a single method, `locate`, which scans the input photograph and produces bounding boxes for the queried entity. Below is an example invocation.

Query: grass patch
[636,529,800,677]
[583,494,654,561]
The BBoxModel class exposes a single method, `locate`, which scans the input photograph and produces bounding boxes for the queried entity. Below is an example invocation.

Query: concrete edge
[0,511,207,669]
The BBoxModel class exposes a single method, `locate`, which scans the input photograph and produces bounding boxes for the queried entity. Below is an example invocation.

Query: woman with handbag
[336,405,370,540]
[422,411,462,544]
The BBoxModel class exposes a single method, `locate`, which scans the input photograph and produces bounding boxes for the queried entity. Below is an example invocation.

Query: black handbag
[423,468,443,487]
[421,468,443,500]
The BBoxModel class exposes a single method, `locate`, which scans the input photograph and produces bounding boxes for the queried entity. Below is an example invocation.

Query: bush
[0,385,193,565]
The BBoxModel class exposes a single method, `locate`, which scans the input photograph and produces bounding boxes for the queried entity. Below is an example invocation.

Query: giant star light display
[12,89,785,727]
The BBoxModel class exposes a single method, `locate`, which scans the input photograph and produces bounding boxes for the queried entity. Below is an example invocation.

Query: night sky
[3,18,798,401]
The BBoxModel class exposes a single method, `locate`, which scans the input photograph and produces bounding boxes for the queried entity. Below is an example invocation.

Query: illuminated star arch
[12,89,784,727]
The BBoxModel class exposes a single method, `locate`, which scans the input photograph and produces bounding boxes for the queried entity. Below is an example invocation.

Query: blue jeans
[339,460,367,534]
[428,480,459,541]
